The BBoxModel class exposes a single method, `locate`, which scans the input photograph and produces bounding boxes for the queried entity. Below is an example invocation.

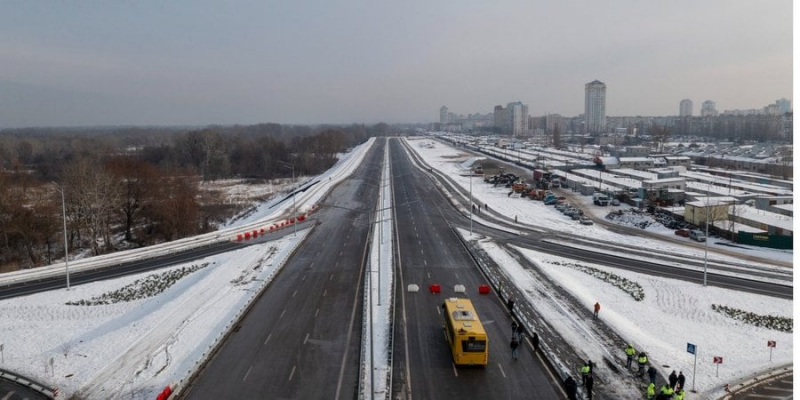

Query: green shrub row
[66,263,209,306]
[551,261,645,301]
[711,304,793,333]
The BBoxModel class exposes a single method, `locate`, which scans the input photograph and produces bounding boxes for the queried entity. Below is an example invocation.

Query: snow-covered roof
[732,205,794,232]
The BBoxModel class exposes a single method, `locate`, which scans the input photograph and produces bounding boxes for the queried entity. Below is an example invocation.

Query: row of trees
[0,123,380,271]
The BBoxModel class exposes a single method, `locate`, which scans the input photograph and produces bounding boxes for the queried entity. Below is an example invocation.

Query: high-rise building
[493,105,506,130]
[701,100,718,117]
[584,80,606,134]
[679,99,693,117]
[505,101,529,137]
[440,106,449,124]
[776,98,792,114]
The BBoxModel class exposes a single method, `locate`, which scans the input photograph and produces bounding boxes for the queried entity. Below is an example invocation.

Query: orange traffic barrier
[237,234,243,241]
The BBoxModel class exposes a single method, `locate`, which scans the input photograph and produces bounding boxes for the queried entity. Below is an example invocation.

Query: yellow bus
[442,297,489,366]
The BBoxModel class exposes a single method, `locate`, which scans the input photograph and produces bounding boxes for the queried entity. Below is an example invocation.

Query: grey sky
[0,1,792,127]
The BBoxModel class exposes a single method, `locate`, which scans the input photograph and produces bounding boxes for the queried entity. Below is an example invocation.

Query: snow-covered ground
[0,136,791,400]
[0,139,378,399]
[403,136,793,399]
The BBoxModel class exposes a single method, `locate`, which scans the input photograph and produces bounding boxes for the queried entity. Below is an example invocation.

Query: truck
[593,192,610,206]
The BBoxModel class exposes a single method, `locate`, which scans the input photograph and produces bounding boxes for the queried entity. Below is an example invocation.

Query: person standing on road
[563,375,578,400]
[624,343,636,369]
[532,332,539,353]
[668,370,678,390]
[515,323,524,341]
[646,382,656,399]
[580,361,591,385]
[585,374,594,399]
[593,302,601,320]
[677,371,686,390]
[637,352,648,376]
[510,337,519,360]
[511,321,518,340]
[647,365,658,385]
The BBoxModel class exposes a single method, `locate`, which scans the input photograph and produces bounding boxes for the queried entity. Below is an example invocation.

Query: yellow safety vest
[581,365,590,375]
[625,346,636,356]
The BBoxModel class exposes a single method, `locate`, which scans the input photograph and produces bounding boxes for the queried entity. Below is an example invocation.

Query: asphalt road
[0,380,47,400]
[182,139,385,400]
[389,138,563,399]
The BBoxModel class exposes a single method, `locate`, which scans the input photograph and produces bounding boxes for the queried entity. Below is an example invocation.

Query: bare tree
[64,159,121,255]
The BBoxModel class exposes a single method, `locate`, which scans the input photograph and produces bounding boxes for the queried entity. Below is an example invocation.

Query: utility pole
[52,183,70,290]
[278,161,297,237]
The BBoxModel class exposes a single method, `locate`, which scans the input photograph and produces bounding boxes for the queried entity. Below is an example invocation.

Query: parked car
[690,230,707,242]
[579,216,593,225]
[675,229,691,237]
[571,213,581,220]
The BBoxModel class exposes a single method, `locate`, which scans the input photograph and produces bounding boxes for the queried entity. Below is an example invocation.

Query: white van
[690,230,707,242]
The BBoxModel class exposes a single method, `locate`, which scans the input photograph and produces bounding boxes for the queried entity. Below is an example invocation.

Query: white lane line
[323,289,328,297]
[280,309,286,319]
[302,275,306,282]
[289,365,297,381]
[315,308,320,318]
[264,333,272,345]
[424,260,427,266]
[455,273,459,279]
[498,364,507,378]
[436,306,441,315]
[292,290,297,298]
[243,365,253,381]
[330,274,334,281]
[310,262,314,268]
[427,272,430,278]
[451,363,459,377]
[304,333,310,344]
[421,249,424,255]
[2,391,15,400]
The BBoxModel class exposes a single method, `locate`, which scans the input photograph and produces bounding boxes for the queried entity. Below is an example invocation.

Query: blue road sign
[687,343,696,355]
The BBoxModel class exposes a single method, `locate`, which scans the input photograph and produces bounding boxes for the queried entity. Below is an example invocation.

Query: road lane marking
[243,365,253,381]
[436,306,441,315]
[302,275,306,282]
[280,309,286,319]
[264,333,272,345]
[292,290,297,297]
[427,272,430,278]
[2,391,15,400]
[289,365,296,381]
[310,262,314,268]
[315,308,320,317]
[330,273,334,281]
[323,289,327,297]
[455,273,459,278]
[451,363,458,377]
[498,364,507,378]
[304,333,310,344]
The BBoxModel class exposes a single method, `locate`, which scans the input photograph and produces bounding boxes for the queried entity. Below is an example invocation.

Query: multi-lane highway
[182,139,385,399]
[0,135,791,400]
[389,138,563,399]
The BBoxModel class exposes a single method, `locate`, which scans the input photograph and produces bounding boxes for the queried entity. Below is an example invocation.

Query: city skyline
[0,1,793,127]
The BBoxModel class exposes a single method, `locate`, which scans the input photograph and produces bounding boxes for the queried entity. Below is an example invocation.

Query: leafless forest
[0,123,388,272]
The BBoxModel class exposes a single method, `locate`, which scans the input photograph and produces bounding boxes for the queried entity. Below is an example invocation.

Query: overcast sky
[0,1,793,127]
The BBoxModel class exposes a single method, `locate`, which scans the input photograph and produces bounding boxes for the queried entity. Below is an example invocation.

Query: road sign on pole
[768,341,776,361]
[687,343,697,391]
[713,356,723,377]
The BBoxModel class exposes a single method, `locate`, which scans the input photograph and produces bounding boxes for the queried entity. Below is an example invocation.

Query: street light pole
[703,183,709,287]
[53,183,70,291]
[469,174,473,236]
